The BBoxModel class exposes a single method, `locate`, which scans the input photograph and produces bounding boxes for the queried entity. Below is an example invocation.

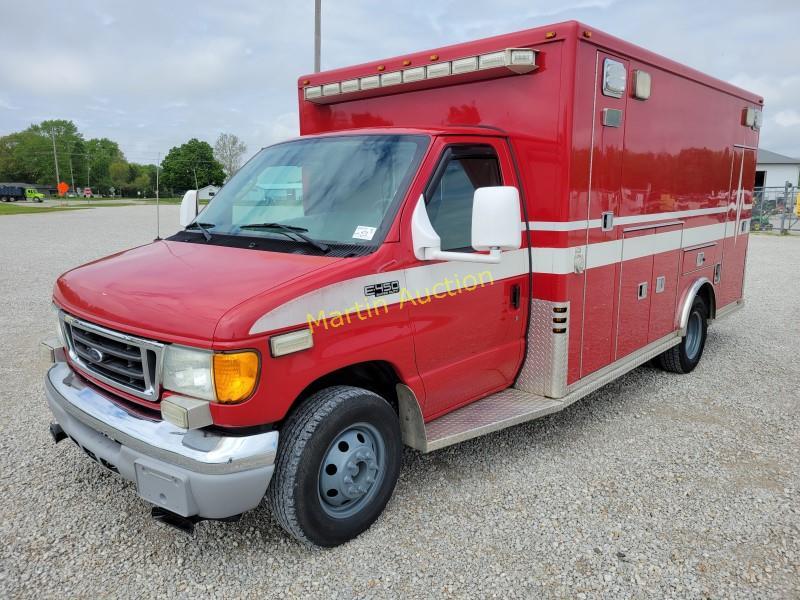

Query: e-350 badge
[364,280,400,298]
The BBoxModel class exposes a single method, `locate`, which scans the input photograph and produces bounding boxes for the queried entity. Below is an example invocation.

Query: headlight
[163,346,215,401]
[162,346,259,404]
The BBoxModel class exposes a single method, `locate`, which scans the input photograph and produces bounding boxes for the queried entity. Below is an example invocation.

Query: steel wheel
[268,386,402,546]
[685,311,702,360]
[318,423,386,519]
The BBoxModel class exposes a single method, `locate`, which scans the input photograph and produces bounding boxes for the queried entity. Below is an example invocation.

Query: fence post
[780,181,791,235]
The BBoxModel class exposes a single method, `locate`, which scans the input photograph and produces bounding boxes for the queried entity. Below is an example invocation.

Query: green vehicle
[750,214,773,231]
[25,188,45,202]
[0,185,45,202]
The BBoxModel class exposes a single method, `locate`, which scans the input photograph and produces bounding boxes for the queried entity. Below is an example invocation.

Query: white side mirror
[179,190,198,227]
[472,186,521,252]
[411,186,521,264]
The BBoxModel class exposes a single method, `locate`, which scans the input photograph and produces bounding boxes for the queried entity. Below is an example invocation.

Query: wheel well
[284,361,402,423]
[698,281,716,319]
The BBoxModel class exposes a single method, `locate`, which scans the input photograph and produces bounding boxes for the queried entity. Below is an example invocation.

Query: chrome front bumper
[45,360,279,519]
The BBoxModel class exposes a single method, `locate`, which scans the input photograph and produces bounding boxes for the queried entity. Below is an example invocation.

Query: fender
[677,277,715,335]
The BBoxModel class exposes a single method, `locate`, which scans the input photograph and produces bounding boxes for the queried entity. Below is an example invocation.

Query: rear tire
[268,386,402,547]
[657,295,708,374]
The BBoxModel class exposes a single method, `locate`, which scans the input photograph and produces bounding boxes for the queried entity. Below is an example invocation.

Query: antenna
[154,153,161,241]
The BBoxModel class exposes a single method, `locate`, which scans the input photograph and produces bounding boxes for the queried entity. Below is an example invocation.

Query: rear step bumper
[45,360,278,520]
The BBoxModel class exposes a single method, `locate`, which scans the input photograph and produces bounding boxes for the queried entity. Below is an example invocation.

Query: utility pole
[192,166,199,190]
[68,155,75,195]
[50,131,60,186]
[86,155,91,204]
[314,0,321,72]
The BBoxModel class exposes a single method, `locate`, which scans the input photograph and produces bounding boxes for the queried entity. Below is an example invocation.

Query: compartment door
[648,223,683,343]
[581,52,629,376]
[615,227,654,359]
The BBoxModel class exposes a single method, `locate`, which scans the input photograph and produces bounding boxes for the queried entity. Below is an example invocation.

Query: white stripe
[249,219,749,332]
[527,206,729,232]
[527,220,598,231]
[250,250,529,334]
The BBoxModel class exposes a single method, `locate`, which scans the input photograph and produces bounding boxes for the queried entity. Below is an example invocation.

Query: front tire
[268,386,402,547]
[657,295,708,374]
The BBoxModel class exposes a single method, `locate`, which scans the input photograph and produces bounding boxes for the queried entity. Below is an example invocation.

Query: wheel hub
[319,424,384,517]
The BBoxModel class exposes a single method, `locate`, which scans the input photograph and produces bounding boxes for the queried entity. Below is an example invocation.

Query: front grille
[60,313,164,401]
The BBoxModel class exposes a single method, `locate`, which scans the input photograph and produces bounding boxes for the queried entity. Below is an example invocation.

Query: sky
[0,0,798,164]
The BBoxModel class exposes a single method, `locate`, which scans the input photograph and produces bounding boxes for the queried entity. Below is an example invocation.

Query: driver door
[405,137,527,419]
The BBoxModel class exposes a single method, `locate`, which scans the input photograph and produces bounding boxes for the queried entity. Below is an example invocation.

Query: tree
[84,138,124,193]
[109,160,131,194]
[213,133,248,180]
[0,119,87,188]
[160,138,225,192]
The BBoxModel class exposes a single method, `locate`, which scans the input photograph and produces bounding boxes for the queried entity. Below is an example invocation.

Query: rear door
[405,136,527,418]
[718,146,756,307]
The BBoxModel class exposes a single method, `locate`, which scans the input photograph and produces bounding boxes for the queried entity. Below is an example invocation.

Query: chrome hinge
[573,246,586,273]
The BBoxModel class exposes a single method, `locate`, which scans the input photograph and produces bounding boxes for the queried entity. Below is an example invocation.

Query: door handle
[511,284,521,309]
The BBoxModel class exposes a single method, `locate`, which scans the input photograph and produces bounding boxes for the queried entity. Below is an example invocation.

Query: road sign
[57,181,69,196]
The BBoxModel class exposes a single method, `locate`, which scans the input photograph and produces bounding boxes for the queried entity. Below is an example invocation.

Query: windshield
[197,134,428,249]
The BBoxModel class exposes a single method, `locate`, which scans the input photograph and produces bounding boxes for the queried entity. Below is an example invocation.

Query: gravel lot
[1,206,798,598]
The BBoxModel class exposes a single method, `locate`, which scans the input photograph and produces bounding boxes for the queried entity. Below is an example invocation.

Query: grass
[0,204,89,215]
[0,197,206,216]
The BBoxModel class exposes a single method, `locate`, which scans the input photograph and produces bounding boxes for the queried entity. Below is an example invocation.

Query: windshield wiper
[185,221,215,241]
[239,222,329,253]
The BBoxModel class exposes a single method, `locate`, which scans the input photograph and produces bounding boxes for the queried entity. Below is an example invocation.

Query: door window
[425,148,502,251]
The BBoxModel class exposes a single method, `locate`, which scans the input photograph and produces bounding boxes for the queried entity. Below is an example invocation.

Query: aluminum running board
[398,331,682,453]
[399,388,563,453]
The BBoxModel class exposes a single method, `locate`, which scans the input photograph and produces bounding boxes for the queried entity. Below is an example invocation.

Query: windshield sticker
[352,226,377,241]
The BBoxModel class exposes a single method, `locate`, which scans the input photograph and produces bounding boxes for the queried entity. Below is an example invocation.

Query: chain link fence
[752,184,800,234]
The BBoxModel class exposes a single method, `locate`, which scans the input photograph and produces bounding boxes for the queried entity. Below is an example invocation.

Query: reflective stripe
[249,219,749,333]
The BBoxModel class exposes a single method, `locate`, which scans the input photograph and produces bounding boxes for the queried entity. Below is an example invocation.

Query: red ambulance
[44,21,761,546]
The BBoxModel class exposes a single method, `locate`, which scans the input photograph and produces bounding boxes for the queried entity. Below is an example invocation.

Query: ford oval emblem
[87,347,104,362]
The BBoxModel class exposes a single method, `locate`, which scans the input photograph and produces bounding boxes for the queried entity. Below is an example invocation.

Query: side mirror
[179,190,198,227]
[471,186,521,252]
[411,186,521,264]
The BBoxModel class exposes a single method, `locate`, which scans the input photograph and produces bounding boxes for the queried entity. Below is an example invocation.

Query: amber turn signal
[213,351,259,403]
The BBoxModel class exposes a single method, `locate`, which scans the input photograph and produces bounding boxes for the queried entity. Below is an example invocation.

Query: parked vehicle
[43,21,760,547]
[0,185,45,202]
[751,214,773,231]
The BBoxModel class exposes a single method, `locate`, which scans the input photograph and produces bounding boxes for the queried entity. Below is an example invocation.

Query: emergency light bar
[304,48,538,104]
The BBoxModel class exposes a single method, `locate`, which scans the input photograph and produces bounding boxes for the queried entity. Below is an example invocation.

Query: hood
[54,240,340,344]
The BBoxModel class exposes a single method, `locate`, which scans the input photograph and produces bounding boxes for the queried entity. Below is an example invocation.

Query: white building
[197,185,220,200]
[756,149,800,190]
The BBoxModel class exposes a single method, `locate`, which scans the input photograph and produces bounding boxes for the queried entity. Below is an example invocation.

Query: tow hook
[49,422,67,444]
[151,507,242,534]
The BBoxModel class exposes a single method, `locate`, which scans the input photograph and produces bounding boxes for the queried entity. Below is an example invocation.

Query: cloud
[775,110,800,128]
[0,0,797,159]
[0,52,93,94]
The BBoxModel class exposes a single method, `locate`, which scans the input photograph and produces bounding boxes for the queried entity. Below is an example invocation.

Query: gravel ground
[1,206,798,599]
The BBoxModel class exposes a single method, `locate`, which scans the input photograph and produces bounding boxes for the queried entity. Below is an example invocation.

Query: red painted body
[53,21,761,428]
